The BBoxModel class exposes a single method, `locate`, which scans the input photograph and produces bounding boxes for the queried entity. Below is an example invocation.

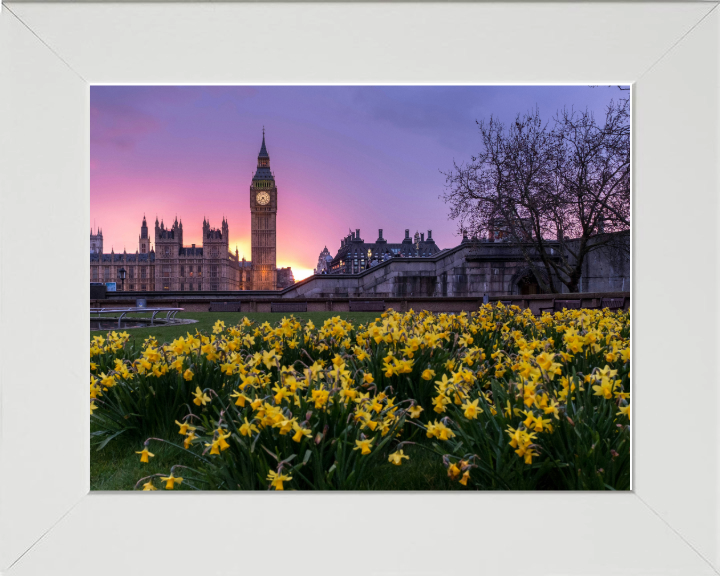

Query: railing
[90,307,183,327]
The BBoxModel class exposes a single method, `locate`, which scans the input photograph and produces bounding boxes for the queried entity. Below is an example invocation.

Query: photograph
[89,84,630,491]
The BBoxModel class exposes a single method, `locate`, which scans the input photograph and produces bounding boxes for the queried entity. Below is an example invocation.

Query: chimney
[378,229,383,240]
[420,233,425,242]
[356,229,360,239]
[405,229,410,239]
[428,230,433,240]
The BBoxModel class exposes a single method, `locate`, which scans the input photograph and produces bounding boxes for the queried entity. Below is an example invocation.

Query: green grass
[90,432,197,491]
[90,435,460,491]
[91,311,383,348]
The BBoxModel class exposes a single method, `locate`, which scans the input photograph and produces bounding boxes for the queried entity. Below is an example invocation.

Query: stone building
[153,215,243,291]
[90,215,243,292]
[276,267,296,290]
[90,227,103,254]
[326,228,442,274]
[314,246,332,274]
[284,230,630,299]
[89,133,297,292]
[249,130,278,290]
[90,247,155,291]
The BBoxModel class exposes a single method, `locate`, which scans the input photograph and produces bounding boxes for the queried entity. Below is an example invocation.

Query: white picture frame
[1,2,718,574]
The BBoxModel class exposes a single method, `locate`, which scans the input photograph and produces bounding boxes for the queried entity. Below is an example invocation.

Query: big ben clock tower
[250,129,277,290]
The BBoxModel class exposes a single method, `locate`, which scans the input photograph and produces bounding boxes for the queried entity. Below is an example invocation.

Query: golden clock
[256,191,270,205]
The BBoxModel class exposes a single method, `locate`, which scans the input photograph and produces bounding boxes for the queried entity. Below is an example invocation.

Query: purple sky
[91,85,626,279]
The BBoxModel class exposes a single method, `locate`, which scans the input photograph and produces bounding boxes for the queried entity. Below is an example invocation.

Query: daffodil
[354,438,374,455]
[462,398,480,419]
[418,368,435,381]
[408,405,424,418]
[447,462,461,480]
[175,420,195,435]
[291,422,312,443]
[192,386,211,406]
[142,481,157,491]
[239,418,259,437]
[160,474,183,490]
[136,447,154,463]
[267,470,292,490]
[388,449,409,465]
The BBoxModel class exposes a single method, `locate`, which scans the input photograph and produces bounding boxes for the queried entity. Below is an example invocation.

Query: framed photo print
[1,2,718,575]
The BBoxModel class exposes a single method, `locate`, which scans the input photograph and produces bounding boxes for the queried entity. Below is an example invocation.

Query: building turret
[139,215,151,254]
[91,226,104,254]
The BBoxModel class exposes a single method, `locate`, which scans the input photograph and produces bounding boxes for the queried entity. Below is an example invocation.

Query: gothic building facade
[90,227,103,254]
[90,134,293,292]
[325,228,442,274]
[249,131,278,290]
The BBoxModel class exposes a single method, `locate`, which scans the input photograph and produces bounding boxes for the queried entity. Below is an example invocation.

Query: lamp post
[118,267,126,292]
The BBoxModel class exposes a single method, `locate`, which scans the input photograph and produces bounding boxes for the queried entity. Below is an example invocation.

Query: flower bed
[90,304,630,491]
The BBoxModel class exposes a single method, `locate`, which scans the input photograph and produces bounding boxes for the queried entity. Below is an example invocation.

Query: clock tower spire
[249,129,277,290]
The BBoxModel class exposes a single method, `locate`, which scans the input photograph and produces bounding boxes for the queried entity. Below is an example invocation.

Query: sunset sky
[91,85,625,281]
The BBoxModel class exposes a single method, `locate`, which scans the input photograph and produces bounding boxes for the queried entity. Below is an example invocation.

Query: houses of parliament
[90,133,294,292]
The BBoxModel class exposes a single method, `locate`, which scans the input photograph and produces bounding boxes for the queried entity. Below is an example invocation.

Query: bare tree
[443,94,629,294]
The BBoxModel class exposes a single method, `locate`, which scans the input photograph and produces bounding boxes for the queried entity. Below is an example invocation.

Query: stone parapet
[92,291,629,316]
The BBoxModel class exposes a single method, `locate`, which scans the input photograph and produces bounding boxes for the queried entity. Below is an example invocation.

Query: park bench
[209,302,242,312]
[349,300,385,312]
[271,301,308,313]
[538,299,582,314]
[588,296,627,311]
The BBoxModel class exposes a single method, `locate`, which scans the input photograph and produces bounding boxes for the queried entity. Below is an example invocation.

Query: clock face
[256,191,270,205]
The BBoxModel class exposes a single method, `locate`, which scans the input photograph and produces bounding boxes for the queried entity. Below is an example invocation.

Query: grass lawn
[91,311,383,348]
[90,434,460,491]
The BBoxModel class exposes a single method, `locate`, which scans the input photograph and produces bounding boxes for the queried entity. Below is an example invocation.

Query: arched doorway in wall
[509,267,547,296]
[517,273,541,295]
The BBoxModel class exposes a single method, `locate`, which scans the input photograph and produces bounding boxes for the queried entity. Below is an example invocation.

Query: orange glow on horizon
[280,265,315,282]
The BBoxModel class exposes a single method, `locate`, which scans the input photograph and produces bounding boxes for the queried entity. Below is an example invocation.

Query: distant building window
[211,265,218,278]
[141,267,147,279]
[162,265,171,278]
[198,283,202,291]
[189,283,193,291]
[141,284,146,291]
[211,284,218,291]
[163,284,170,291]
[180,265,185,277]
[197,266,202,277]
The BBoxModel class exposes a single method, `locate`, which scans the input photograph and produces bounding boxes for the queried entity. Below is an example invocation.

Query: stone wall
[93,291,630,316]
